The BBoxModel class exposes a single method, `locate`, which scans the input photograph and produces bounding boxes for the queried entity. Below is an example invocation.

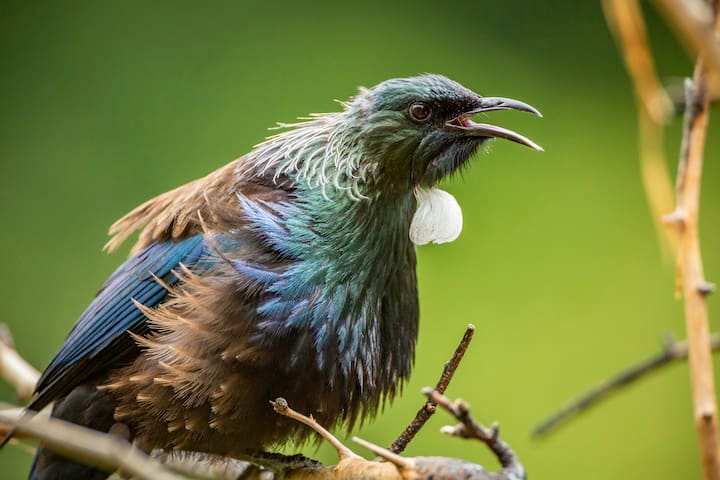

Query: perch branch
[0,409,184,480]
[424,389,524,480]
[267,395,525,480]
[533,333,720,437]
[271,398,361,462]
[387,324,475,454]
[0,324,523,480]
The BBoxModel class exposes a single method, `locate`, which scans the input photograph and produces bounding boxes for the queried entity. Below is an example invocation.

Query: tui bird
[19,74,541,479]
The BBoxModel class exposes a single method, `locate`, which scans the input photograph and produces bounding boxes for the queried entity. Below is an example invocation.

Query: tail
[29,448,111,480]
[27,382,119,480]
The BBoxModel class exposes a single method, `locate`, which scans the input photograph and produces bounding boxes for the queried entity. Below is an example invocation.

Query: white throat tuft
[410,188,463,245]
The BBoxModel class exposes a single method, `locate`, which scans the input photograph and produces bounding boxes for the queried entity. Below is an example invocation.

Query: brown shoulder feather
[105,157,284,253]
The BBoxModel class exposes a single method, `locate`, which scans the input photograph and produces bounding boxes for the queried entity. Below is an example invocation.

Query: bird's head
[349,74,542,191]
[250,74,541,198]
[247,74,541,244]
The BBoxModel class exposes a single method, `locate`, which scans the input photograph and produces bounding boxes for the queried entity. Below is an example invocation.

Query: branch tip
[270,397,289,415]
[269,397,359,461]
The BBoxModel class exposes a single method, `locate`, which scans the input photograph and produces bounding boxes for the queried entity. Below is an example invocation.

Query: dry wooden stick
[1,322,518,480]
[0,409,184,480]
[387,324,475,454]
[266,395,524,480]
[533,333,720,438]
[424,389,524,480]
[662,1,720,478]
[602,0,677,259]
[272,398,361,462]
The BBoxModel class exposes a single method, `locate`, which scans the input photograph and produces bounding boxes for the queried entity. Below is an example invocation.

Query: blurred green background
[1,1,718,478]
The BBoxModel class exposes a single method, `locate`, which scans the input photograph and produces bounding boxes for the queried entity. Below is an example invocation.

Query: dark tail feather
[26,380,119,480]
[29,447,111,480]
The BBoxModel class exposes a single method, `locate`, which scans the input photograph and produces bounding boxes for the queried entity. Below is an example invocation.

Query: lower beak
[446,96,543,151]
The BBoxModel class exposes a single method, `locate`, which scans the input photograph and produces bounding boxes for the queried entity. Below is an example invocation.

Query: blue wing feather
[30,234,208,410]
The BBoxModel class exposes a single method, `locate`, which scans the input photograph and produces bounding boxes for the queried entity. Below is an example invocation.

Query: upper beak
[446,96,543,151]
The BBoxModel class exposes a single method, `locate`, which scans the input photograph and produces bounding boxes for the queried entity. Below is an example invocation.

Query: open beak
[446,96,543,151]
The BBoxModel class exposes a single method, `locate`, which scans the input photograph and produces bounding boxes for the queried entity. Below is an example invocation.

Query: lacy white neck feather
[410,188,463,245]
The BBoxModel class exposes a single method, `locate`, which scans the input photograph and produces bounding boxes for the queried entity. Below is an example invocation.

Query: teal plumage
[22,74,541,479]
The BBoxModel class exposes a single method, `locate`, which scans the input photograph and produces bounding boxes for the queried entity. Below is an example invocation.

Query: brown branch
[0,409,185,480]
[387,324,475,455]
[268,397,408,480]
[0,322,519,480]
[272,398,361,462]
[424,389,524,480]
[266,395,524,480]
[533,333,720,438]
[662,2,720,478]
[603,2,720,477]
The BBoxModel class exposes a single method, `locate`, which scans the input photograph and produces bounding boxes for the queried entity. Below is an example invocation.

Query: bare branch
[267,394,525,480]
[0,323,524,480]
[388,324,475,454]
[271,398,361,462]
[424,389,525,480]
[660,1,720,477]
[0,409,184,480]
[533,333,720,437]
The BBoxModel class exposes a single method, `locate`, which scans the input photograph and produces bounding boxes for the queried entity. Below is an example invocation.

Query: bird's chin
[419,137,487,187]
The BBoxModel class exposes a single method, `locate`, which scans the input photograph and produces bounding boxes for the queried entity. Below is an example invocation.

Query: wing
[103,157,293,255]
[30,156,294,411]
[103,159,242,255]
[28,235,207,411]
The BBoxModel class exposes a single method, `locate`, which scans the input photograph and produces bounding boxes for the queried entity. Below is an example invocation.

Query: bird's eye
[408,102,432,122]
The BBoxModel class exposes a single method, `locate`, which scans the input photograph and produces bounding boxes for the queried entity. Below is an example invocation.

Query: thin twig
[662,1,720,478]
[0,409,184,480]
[271,398,361,462]
[269,394,524,480]
[533,333,720,438]
[387,324,475,454]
